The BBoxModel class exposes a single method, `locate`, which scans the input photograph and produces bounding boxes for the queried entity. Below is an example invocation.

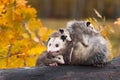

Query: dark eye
[49,43,51,46]
[58,57,61,59]
[55,44,59,47]
[61,35,67,41]
[52,56,55,58]
[86,22,91,27]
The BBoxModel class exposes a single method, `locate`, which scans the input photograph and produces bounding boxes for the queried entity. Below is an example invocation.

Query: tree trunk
[0,56,120,80]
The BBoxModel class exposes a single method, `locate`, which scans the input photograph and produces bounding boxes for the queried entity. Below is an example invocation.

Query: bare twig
[6,44,12,67]
[34,29,45,45]
[22,20,32,38]
[23,57,27,67]
[94,9,102,19]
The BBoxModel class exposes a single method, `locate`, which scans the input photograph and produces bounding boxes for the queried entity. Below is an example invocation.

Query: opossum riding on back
[47,20,110,67]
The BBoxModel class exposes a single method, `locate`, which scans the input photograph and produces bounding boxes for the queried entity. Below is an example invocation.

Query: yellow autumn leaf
[114,18,120,25]
[0,0,54,69]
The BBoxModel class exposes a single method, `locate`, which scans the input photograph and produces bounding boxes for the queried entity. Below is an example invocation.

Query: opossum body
[46,20,110,66]
[35,51,65,66]
[70,35,109,66]
[67,21,110,66]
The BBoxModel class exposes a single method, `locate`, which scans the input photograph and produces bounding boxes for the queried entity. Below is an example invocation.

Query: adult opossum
[66,21,110,66]
[47,20,110,66]
[35,51,65,66]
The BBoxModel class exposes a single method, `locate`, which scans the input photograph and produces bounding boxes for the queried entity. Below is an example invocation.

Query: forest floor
[41,19,120,58]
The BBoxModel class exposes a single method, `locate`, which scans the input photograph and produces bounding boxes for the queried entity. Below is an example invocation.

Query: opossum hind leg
[90,51,110,67]
[93,62,109,68]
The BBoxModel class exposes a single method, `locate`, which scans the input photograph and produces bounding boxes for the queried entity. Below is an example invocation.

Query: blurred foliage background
[0,0,54,68]
[0,0,120,69]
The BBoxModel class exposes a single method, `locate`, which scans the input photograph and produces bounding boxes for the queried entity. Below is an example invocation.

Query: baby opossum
[35,51,65,66]
[47,20,110,67]
[67,20,99,47]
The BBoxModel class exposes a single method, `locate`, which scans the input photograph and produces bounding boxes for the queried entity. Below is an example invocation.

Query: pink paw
[49,62,58,66]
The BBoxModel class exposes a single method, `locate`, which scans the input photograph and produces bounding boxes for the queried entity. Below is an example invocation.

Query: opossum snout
[48,51,53,54]
[61,61,65,64]
[48,50,59,53]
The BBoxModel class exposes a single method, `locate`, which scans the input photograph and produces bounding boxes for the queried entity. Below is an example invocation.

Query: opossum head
[47,36,66,55]
[47,29,71,56]
[67,20,98,33]
[52,55,65,64]
[85,21,98,33]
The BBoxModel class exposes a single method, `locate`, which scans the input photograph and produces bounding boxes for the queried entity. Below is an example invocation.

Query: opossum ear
[59,29,64,34]
[82,34,89,47]
[66,36,71,41]
[46,38,51,46]
[61,35,67,41]
[86,21,91,27]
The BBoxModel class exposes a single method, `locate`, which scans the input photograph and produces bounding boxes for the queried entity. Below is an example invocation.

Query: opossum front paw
[94,64,105,68]
[49,62,58,66]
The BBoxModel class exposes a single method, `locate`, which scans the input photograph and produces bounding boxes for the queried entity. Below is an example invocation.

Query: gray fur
[36,51,53,66]
[67,21,110,66]
[47,20,110,66]
[70,34,109,65]
[35,51,64,66]
[41,21,110,65]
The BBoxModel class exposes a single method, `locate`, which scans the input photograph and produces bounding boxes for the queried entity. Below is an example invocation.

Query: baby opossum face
[67,20,98,33]
[47,37,66,54]
[85,21,98,33]
[52,55,65,64]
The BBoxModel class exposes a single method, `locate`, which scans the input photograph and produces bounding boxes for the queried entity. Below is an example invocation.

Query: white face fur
[47,37,66,53]
[53,55,65,64]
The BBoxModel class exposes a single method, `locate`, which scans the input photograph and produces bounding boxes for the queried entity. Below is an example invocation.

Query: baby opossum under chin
[35,51,65,67]
[52,55,65,64]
